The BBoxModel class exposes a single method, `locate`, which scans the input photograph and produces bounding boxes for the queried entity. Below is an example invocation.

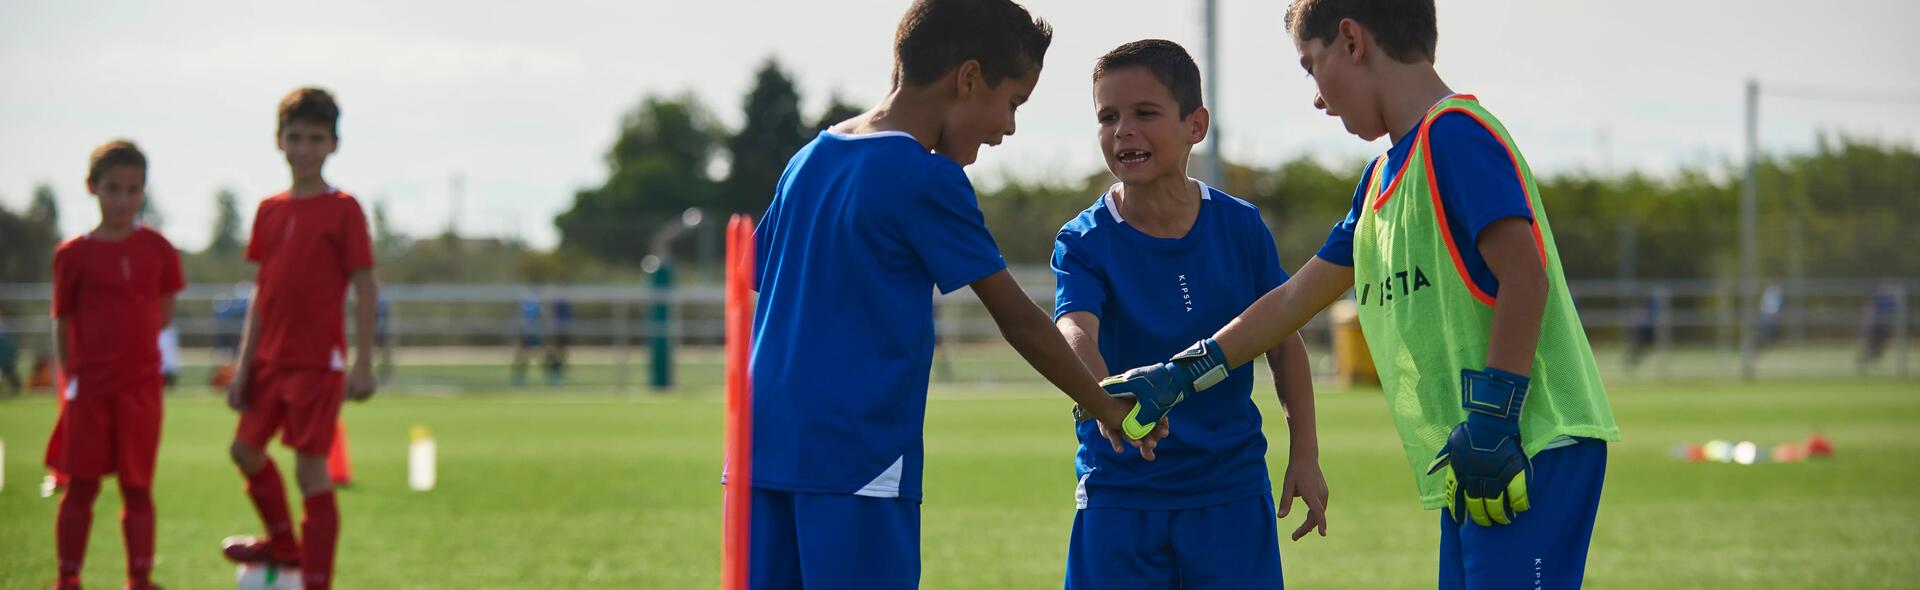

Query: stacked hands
[1076,339,1228,460]
[1087,342,1531,532]
[1089,339,1331,540]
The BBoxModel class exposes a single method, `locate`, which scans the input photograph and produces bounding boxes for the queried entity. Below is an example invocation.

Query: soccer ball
[236,563,303,590]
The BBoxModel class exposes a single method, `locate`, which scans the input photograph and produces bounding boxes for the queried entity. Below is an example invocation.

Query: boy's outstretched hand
[1098,339,1230,439]
[1088,398,1170,461]
[1278,454,1330,540]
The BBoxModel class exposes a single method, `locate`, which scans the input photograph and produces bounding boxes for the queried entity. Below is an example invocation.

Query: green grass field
[3,370,1918,588]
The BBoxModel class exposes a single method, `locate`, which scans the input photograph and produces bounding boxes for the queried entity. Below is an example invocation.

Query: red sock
[301,492,339,590]
[243,458,301,560]
[55,477,102,585]
[120,482,156,586]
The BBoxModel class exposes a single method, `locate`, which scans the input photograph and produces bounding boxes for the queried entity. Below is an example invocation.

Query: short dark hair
[1093,39,1204,118]
[87,139,146,184]
[277,87,341,137]
[892,0,1053,88]
[1285,0,1437,64]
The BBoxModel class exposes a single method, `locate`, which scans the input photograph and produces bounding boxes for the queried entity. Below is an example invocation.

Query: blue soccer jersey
[749,130,1006,501]
[1052,183,1289,510]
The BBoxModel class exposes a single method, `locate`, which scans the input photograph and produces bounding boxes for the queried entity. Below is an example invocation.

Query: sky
[3,0,1917,251]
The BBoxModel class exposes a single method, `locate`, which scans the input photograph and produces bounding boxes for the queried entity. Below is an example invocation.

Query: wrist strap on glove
[1172,339,1229,391]
[1462,367,1530,422]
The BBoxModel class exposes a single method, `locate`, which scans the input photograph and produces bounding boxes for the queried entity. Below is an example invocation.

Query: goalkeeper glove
[1097,339,1229,440]
[1427,367,1533,526]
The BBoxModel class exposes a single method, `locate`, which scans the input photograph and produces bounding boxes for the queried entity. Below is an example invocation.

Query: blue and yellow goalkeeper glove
[1097,339,1229,440]
[1427,367,1533,526]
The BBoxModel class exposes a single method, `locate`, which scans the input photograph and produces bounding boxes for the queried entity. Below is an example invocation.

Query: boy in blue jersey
[1053,40,1328,589]
[744,1,1170,588]
[1099,1,1621,587]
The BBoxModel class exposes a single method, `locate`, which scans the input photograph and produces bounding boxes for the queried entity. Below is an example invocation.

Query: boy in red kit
[220,87,379,590]
[48,139,183,590]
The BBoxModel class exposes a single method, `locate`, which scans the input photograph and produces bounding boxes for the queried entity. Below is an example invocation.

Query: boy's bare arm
[347,268,378,400]
[1212,257,1356,367]
[1058,311,1151,453]
[1055,311,1108,379]
[1479,218,1547,375]
[1270,334,1317,457]
[50,317,67,370]
[228,280,264,411]
[1427,217,1549,527]
[971,270,1166,457]
[1269,333,1328,540]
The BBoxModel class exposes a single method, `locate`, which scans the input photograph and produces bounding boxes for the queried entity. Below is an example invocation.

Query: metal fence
[0,269,1911,392]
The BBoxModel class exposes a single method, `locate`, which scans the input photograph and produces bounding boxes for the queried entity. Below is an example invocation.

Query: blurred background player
[158,321,180,387]
[0,312,20,395]
[46,139,183,590]
[544,294,572,385]
[1758,284,1786,352]
[221,87,379,590]
[211,281,252,387]
[1858,285,1899,372]
[1054,40,1326,589]
[743,1,1169,587]
[375,296,393,384]
[1623,292,1661,372]
[511,292,541,386]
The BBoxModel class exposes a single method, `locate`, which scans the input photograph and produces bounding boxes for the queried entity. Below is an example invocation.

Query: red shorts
[44,370,165,487]
[234,365,344,456]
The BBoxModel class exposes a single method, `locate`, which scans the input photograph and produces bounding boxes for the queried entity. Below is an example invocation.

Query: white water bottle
[408,425,436,492]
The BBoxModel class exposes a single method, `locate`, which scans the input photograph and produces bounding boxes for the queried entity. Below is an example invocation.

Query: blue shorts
[1439,438,1608,589]
[749,488,918,590]
[1065,492,1285,589]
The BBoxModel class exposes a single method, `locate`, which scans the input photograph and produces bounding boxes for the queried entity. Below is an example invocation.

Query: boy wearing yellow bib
[1094,1,1619,587]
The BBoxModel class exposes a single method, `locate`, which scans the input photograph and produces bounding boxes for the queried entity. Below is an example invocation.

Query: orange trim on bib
[1370,95,1476,212]
[1416,104,1549,307]
[1370,153,1414,211]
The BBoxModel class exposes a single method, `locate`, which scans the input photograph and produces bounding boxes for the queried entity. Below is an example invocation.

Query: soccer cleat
[221,536,300,567]
[125,584,165,590]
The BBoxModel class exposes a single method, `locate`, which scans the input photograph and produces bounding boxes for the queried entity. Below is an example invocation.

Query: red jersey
[246,189,375,370]
[51,226,184,375]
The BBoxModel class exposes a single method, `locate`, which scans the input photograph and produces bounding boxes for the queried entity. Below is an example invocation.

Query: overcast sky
[3,0,1917,250]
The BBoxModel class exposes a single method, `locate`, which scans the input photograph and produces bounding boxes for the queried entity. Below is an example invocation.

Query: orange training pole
[721,214,755,590]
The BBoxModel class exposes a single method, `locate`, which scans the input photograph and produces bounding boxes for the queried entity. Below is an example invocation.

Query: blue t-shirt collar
[1101,178,1215,224]
[819,129,921,143]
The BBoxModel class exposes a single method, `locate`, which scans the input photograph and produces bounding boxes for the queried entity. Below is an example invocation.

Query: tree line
[2,56,1914,286]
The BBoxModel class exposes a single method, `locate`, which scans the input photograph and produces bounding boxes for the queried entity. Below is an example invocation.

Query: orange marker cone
[211,362,237,388]
[1685,443,1707,463]
[327,422,353,486]
[1805,432,1833,458]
